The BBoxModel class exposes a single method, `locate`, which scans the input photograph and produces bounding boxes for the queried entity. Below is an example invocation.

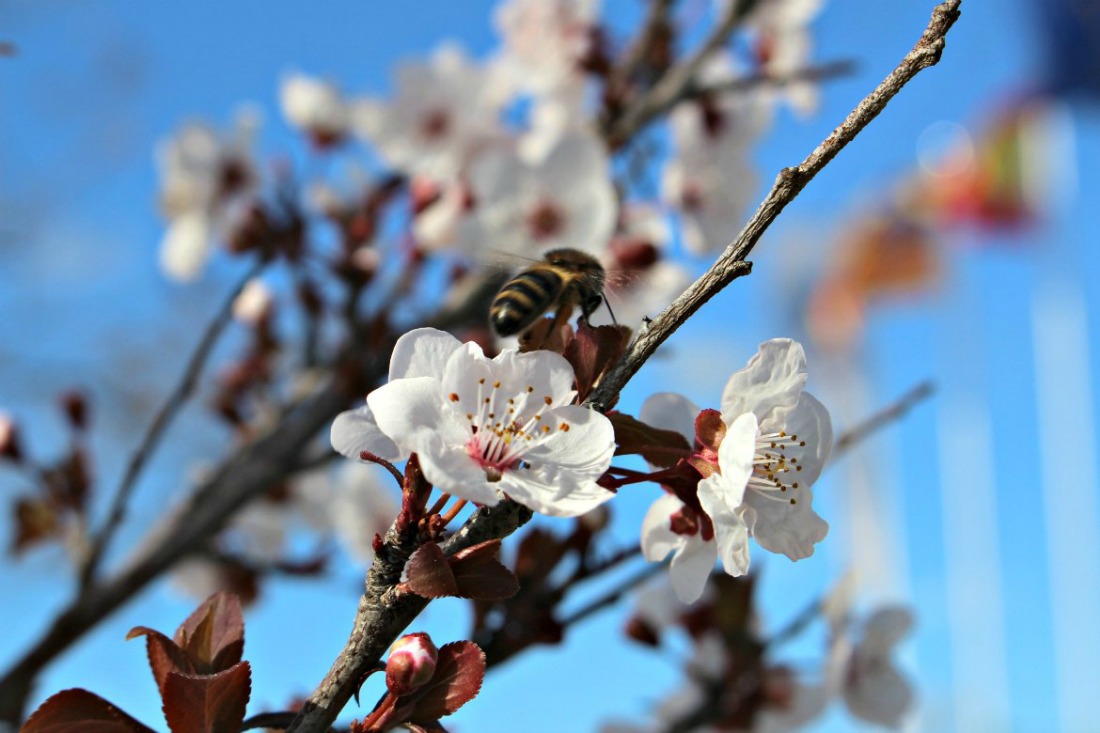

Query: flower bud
[0,412,23,462]
[385,632,438,696]
[59,390,90,431]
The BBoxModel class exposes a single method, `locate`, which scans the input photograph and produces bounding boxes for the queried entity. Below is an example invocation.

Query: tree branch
[587,0,962,412]
[79,258,267,588]
[833,380,935,457]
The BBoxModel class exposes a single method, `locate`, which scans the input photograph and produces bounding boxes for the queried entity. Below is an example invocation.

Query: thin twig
[833,380,935,457]
[559,561,665,628]
[78,258,266,588]
[242,712,334,731]
[587,0,962,412]
[614,0,677,85]
[604,0,755,147]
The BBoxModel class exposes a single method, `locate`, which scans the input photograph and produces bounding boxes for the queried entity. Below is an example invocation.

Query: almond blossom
[331,328,616,517]
[492,0,599,95]
[829,606,915,729]
[354,45,501,180]
[469,130,616,259]
[156,112,259,281]
[279,72,352,146]
[639,339,830,600]
[662,55,769,253]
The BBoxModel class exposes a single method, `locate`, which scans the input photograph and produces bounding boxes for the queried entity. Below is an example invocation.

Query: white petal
[414,432,503,506]
[668,532,718,604]
[367,377,455,452]
[330,404,402,462]
[743,485,828,561]
[721,339,808,424]
[844,663,913,729]
[160,212,213,282]
[389,327,465,381]
[715,411,758,506]
[499,466,612,517]
[698,476,751,577]
[861,606,914,658]
[640,393,700,444]
[524,406,614,473]
[778,391,833,486]
[492,349,577,407]
[641,493,685,561]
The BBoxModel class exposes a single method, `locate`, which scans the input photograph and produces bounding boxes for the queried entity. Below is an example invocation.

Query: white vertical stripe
[1032,278,1100,733]
[937,394,1011,730]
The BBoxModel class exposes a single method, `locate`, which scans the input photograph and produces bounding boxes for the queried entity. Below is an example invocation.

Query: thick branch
[587,0,962,412]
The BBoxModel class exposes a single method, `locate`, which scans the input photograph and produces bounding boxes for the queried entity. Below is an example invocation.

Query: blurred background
[2,0,1099,731]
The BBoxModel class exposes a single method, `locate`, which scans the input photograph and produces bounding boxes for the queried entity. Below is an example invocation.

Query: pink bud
[385,632,438,696]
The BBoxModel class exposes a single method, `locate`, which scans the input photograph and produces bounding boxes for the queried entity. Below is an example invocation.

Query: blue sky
[2,0,1099,731]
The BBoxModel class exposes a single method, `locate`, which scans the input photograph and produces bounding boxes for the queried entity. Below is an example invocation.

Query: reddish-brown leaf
[10,496,61,555]
[404,542,459,598]
[174,592,244,674]
[22,688,156,733]
[408,642,485,722]
[162,661,251,733]
[608,412,691,468]
[126,626,194,696]
[564,323,631,402]
[450,541,519,601]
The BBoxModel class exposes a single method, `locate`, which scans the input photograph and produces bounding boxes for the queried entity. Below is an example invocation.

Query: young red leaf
[174,592,245,674]
[564,323,631,402]
[404,542,459,598]
[126,626,195,696]
[607,412,691,468]
[22,688,156,733]
[449,541,519,601]
[162,661,251,733]
[407,642,485,722]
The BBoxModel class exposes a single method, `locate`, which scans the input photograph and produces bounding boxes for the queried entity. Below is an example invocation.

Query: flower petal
[861,606,914,658]
[415,432,503,507]
[668,533,718,604]
[714,411,758,507]
[389,327,465,381]
[844,662,913,729]
[500,466,612,517]
[331,404,402,462]
[367,377,464,452]
[524,405,614,473]
[721,339,808,424]
[641,493,685,562]
[698,476,751,577]
[640,392,701,444]
[778,391,833,486]
[742,485,828,561]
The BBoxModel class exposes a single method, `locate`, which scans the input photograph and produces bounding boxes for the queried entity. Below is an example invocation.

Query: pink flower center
[526,200,565,240]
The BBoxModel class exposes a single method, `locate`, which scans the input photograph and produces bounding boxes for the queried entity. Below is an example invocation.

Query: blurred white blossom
[469,130,616,259]
[492,0,599,95]
[354,45,501,179]
[279,72,352,145]
[156,112,259,281]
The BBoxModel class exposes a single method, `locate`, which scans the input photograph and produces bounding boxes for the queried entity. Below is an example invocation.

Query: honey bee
[489,248,607,338]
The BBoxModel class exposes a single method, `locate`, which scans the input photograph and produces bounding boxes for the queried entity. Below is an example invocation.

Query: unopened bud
[0,413,22,462]
[59,390,90,431]
[624,616,660,647]
[385,632,438,696]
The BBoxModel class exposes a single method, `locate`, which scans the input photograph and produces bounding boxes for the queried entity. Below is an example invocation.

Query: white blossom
[232,279,274,325]
[641,493,719,603]
[279,72,352,144]
[492,0,599,95]
[831,606,915,728]
[354,45,501,179]
[469,130,616,259]
[662,56,769,254]
[156,112,259,281]
[331,328,616,517]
